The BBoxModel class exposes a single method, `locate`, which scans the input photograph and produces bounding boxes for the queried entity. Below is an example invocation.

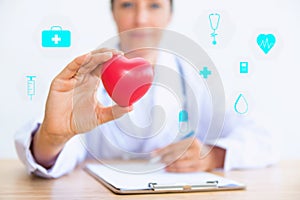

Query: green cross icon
[199,67,212,79]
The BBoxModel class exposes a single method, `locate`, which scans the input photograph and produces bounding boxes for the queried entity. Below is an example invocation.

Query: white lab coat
[14,51,278,178]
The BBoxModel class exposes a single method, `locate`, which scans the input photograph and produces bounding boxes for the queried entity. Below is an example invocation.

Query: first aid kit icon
[42,26,71,48]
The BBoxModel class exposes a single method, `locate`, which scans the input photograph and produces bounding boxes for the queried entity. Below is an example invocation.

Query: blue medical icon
[240,62,248,74]
[42,26,71,47]
[257,34,276,54]
[209,13,221,45]
[26,76,36,100]
[179,110,188,133]
[199,66,212,79]
[234,94,248,114]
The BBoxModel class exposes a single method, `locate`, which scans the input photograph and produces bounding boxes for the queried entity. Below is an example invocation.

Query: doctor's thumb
[96,105,133,125]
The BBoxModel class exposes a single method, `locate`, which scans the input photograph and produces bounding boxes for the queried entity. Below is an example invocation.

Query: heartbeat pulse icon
[257,34,276,54]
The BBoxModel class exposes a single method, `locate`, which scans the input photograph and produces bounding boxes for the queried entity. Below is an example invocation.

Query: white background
[0,0,299,159]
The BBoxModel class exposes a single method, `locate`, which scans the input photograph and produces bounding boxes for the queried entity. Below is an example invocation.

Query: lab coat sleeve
[14,119,87,178]
[206,111,279,171]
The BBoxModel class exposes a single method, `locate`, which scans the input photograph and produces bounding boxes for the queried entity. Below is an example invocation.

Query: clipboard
[85,162,246,194]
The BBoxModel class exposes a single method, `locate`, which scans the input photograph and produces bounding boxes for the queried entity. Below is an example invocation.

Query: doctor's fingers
[76,52,114,76]
[161,146,199,164]
[80,48,125,77]
[155,138,199,162]
[91,48,124,56]
[57,53,91,80]
[155,138,195,157]
[90,49,125,77]
[95,104,133,125]
[166,159,203,172]
[57,50,120,81]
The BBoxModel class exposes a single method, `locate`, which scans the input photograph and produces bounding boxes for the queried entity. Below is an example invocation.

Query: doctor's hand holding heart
[32,49,144,168]
[31,0,225,172]
[33,48,155,168]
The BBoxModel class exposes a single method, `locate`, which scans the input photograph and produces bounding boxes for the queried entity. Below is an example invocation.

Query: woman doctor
[15,0,276,178]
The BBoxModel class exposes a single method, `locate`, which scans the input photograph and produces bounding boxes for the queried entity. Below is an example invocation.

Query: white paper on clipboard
[85,162,245,193]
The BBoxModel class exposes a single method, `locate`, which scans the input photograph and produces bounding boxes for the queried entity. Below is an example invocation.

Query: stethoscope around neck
[175,57,190,134]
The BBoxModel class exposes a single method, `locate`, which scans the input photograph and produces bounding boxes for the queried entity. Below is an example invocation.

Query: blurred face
[112,0,172,58]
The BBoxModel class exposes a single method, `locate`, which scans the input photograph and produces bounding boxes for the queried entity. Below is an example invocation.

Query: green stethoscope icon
[209,13,221,45]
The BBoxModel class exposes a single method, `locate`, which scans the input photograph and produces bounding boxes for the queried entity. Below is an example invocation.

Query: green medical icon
[234,94,248,114]
[26,76,36,100]
[257,34,276,54]
[199,66,212,79]
[209,13,221,45]
[42,26,71,48]
[240,62,248,74]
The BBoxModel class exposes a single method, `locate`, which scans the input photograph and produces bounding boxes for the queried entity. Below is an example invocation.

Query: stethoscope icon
[209,13,221,45]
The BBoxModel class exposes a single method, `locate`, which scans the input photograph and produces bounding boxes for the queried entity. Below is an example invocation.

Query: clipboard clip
[148,181,218,191]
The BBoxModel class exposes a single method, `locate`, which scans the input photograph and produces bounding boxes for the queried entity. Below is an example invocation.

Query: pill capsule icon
[179,110,189,133]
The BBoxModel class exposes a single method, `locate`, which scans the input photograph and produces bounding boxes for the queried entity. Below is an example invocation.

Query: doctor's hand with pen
[151,133,226,172]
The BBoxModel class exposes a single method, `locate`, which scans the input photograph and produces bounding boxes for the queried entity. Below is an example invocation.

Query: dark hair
[110,0,173,12]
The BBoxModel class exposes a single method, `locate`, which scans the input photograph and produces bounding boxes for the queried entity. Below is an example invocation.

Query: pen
[179,130,195,140]
[149,130,195,164]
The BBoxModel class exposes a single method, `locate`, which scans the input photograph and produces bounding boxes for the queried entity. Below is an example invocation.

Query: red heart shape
[101,55,154,107]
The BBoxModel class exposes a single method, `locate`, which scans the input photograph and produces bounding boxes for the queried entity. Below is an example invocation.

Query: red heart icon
[101,55,154,107]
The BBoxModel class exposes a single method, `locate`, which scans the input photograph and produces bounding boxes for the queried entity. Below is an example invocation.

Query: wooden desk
[0,160,299,199]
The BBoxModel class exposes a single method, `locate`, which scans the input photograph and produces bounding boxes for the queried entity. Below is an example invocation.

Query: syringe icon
[26,76,36,100]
